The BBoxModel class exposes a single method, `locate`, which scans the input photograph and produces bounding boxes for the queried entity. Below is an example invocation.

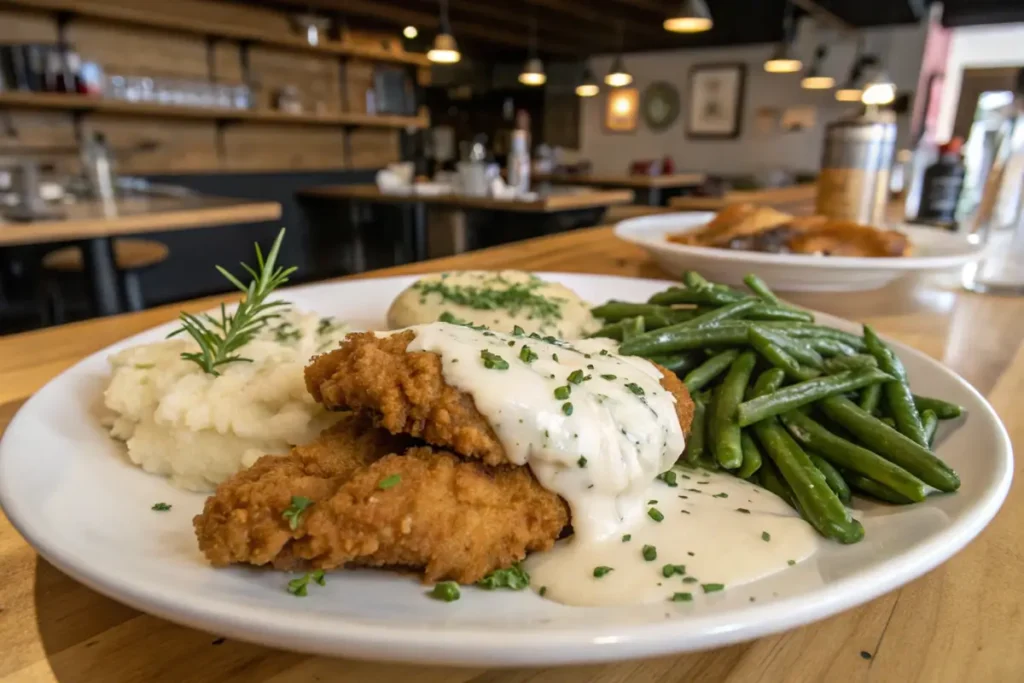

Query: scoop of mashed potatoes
[387,270,598,339]
[102,310,348,491]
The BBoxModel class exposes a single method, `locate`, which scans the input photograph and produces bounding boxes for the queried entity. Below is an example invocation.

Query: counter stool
[42,239,169,319]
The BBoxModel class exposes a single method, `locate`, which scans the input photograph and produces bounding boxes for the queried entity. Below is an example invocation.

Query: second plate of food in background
[615,212,986,292]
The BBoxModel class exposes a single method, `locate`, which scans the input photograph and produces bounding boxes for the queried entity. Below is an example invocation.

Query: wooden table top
[669,184,817,212]
[0,195,283,247]
[300,184,634,213]
[1,226,1022,682]
[534,172,708,189]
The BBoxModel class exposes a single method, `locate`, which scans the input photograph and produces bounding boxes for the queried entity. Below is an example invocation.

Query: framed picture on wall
[604,87,639,133]
[686,63,746,139]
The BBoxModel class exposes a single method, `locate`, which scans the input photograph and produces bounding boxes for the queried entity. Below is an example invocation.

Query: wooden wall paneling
[543,93,581,150]
[339,27,401,55]
[0,109,78,172]
[345,59,374,114]
[211,40,244,85]
[348,128,400,169]
[81,114,219,173]
[247,46,341,114]
[65,18,209,79]
[0,7,59,42]
[59,0,294,36]
[221,124,346,172]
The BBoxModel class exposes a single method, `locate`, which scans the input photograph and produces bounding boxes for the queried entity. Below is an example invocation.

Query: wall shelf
[1,0,432,67]
[0,92,429,129]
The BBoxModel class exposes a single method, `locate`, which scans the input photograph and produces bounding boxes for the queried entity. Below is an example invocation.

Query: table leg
[412,201,428,261]
[648,188,662,206]
[80,237,123,317]
[348,201,367,273]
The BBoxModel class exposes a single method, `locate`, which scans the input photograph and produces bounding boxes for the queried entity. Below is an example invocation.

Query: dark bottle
[916,137,966,230]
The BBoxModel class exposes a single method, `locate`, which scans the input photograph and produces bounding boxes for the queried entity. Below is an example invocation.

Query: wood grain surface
[534,172,707,189]
[0,226,1022,682]
[0,196,282,246]
[299,184,635,213]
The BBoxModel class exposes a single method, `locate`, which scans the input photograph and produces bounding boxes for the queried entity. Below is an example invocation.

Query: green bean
[620,316,645,341]
[751,367,787,396]
[757,323,868,351]
[745,304,815,322]
[824,354,878,373]
[843,471,915,505]
[752,326,825,369]
[819,396,960,492]
[743,273,783,307]
[748,327,821,381]
[808,452,851,503]
[620,323,750,357]
[858,383,882,414]
[683,271,713,291]
[591,302,698,324]
[588,320,629,341]
[880,416,896,428]
[682,349,740,392]
[649,286,745,307]
[710,351,757,469]
[648,352,702,375]
[913,395,965,420]
[809,338,859,357]
[738,431,763,479]
[863,325,928,448]
[749,374,864,543]
[736,368,893,427]
[756,457,798,510]
[683,394,707,465]
[676,298,759,329]
[921,409,938,448]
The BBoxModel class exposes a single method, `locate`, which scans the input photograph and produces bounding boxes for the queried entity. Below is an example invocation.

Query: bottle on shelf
[915,137,967,230]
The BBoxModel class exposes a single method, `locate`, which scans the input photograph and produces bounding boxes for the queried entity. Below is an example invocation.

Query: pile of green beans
[590,271,966,544]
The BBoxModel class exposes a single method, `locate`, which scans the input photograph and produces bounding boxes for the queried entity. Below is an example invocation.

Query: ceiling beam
[604,0,674,14]
[788,0,855,32]
[521,0,668,40]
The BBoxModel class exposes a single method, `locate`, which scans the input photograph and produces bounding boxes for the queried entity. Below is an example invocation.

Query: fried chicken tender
[305,330,694,465]
[193,416,568,583]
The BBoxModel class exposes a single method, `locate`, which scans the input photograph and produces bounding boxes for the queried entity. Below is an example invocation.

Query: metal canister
[816,112,896,224]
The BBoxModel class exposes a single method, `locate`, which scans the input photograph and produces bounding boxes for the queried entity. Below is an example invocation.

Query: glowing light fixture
[518,18,546,86]
[427,0,461,64]
[764,2,801,73]
[861,67,896,105]
[605,21,633,87]
[801,45,834,89]
[576,66,599,97]
[664,0,713,33]
[403,26,418,39]
[835,87,863,102]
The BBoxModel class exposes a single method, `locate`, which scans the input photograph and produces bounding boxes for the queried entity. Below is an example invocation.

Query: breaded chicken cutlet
[305,330,695,466]
[194,414,568,583]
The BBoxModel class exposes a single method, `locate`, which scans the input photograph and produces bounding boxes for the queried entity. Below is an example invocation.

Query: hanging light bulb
[576,66,599,97]
[801,45,834,89]
[518,18,546,86]
[764,2,802,73]
[835,41,868,102]
[861,66,896,105]
[664,0,713,33]
[403,26,418,39]
[428,0,461,64]
[835,86,863,102]
[605,22,632,87]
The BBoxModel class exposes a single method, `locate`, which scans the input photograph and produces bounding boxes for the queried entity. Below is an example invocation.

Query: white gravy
[405,321,820,606]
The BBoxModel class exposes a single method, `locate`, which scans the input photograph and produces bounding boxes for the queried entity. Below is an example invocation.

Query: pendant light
[835,40,868,102]
[764,2,802,73]
[519,18,546,86]
[861,65,896,105]
[605,22,633,87]
[427,0,461,64]
[664,0,713,34]
[576,66,599,97]
[801,45,834,89]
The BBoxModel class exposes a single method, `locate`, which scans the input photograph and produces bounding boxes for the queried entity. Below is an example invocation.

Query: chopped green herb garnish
[519,345,539,363]
[151,502,171,511]
[539,586,547,597]
[552,353,559,362]
[414,278,563,320]
[567,369,585,384]
[577,456,587,468]
[671,592,693,602]
[273,321,301,342]
[682,576,698,584]
[599,349,609,356]
[762,531,771,542]
[600,374,617,380]
[701,583,725,593]
[642,545,657,561]
[648,499,658,504]
[554,385,571,400]
[378,474,401,490]
[648,507,665,522]
[736,508,751,514]
[697,480,711,485]
[787,559,796,566]
[134,363,156,370]
[712,492,729,498]
[625,382,645,396]
[281,496,313,530]
[662,564,686,578]
[587,364,595,370]
[657,471,678,487]
[430,581,461,602]
[480,349,509,370]
[512,325,526,336]
[478,564,530,590]
[287,570,326,597]
[593,566,614,578]
[562,402,574,416]
[622,534,632,542]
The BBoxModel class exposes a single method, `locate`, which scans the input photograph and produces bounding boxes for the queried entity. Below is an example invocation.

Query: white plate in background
[615,212,987,292]
[0,274,1012,666]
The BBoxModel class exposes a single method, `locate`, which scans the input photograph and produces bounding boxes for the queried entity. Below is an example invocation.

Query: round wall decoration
[642,81,681,131]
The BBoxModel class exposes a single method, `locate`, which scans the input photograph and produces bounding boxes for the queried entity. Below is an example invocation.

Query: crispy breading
[305,330,695,463]
[193,418,568,583]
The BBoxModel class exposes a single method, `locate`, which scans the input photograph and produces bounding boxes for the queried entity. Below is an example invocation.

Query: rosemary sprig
[169,228,297,375]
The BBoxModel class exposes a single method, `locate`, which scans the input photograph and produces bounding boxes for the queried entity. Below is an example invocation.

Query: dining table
[0,195,282,317]
[533,172,707,206]
[0,225,1021,682]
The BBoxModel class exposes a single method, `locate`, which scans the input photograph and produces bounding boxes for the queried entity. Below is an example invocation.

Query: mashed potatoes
[102,309,348,491]
[387,271,598,339]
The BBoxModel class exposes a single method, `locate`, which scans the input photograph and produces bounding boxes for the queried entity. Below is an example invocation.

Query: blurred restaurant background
[1,0,1022,333]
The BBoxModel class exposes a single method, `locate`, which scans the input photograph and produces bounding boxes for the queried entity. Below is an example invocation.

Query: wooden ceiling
[241,0,1024,60]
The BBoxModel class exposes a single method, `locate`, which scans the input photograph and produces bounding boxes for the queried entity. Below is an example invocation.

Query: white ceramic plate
[615,212,987,292]
[0,274,1012,666]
